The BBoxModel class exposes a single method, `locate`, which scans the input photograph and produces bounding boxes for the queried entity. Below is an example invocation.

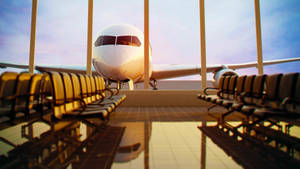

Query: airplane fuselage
[92,24,152,83]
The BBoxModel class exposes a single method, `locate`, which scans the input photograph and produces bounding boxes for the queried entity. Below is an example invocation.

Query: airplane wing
[0,63,98,75]
[1,57,300,80]
[151,64,223,80]
[151,57,300,80]
[226,57,300,70]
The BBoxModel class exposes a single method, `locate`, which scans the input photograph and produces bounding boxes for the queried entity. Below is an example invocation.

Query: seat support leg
[207,104,217,111]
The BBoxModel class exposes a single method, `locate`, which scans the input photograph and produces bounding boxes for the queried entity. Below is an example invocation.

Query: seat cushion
[204,95,218,102]
[207,95,219,103]
[79,109,109,119]
[221,100,234,108]
[0,107,11,116]
[215,98,224,105]
[231,102,244,111]
[197,94,205,99]
[241,105,257,116]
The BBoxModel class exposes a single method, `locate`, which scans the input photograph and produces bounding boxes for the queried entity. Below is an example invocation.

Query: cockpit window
[94,36,116,46]
[117,36,132,46]
[94,35,141,47]
[131,36,141,47]
[117,36,141,47]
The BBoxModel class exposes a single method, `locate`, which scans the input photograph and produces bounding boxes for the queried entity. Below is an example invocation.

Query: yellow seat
[89,75,97,102]
[28,74,43,111]
[48,72,109,120]
[78,74,90,105]
[61,72,76,114]
[14,73,33,117]
[84,75,93,103]
[48,71,66,119]
[70,73,85,110]
[94,76,103,100]
[39,74,53,113]
[0,72,18,120]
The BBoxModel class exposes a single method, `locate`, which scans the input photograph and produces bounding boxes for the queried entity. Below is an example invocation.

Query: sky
[0,0,299,80]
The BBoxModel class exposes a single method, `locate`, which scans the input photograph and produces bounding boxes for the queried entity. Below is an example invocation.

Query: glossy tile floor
[109,107,244,169]
[110,121,243,169]
[0,106,299,169]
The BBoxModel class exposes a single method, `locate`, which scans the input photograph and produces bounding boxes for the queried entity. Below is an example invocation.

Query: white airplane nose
[93,58,124,80]
[93,45,145,82]
[92,34,146,82]
[96,46,131,68]
[93,46,135,81]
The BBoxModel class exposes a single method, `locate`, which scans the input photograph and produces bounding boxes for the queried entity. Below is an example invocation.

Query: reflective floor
[0,106,299,169]
[110,121,243,169]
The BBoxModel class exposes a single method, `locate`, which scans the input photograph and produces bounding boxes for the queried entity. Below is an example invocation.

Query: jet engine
[213,68,238,87]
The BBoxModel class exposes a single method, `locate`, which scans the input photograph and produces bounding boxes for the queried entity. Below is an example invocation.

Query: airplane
[1,24,300,90]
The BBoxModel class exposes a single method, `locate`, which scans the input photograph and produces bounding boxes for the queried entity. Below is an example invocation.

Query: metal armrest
[217,90,225,99]
[73,98,87,110]
[108,87,120,95]
[281,97,294,111]
[203,87,218,95]
[104,88,114,99]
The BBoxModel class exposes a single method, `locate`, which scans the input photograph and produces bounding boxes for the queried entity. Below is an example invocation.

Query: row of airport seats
[198,72,300,160]
[198,72,300,127]
[0,71,126,123]
[0,72,46,121]
[48,71,125,120]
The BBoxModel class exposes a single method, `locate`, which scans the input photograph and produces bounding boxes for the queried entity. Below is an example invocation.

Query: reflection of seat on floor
[248,125,300,157]
[1,118,125,169]
[198,73,300,139]
[70,125,125,169]
[1,120,80,169]
[199,125,300,169]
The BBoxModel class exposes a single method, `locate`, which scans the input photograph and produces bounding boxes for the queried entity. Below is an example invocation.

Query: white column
[144,0,150,89]
[199,0,207,89]
[86,0,93,75]
[29,0,38,73]
[254,0,263,74]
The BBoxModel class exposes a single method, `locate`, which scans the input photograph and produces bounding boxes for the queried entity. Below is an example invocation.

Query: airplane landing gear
[116,81,121,90]
[149,80,158,90]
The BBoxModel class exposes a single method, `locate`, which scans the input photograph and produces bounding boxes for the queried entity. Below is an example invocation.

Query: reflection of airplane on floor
[113,122,151,163]
[1,24,300,89]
